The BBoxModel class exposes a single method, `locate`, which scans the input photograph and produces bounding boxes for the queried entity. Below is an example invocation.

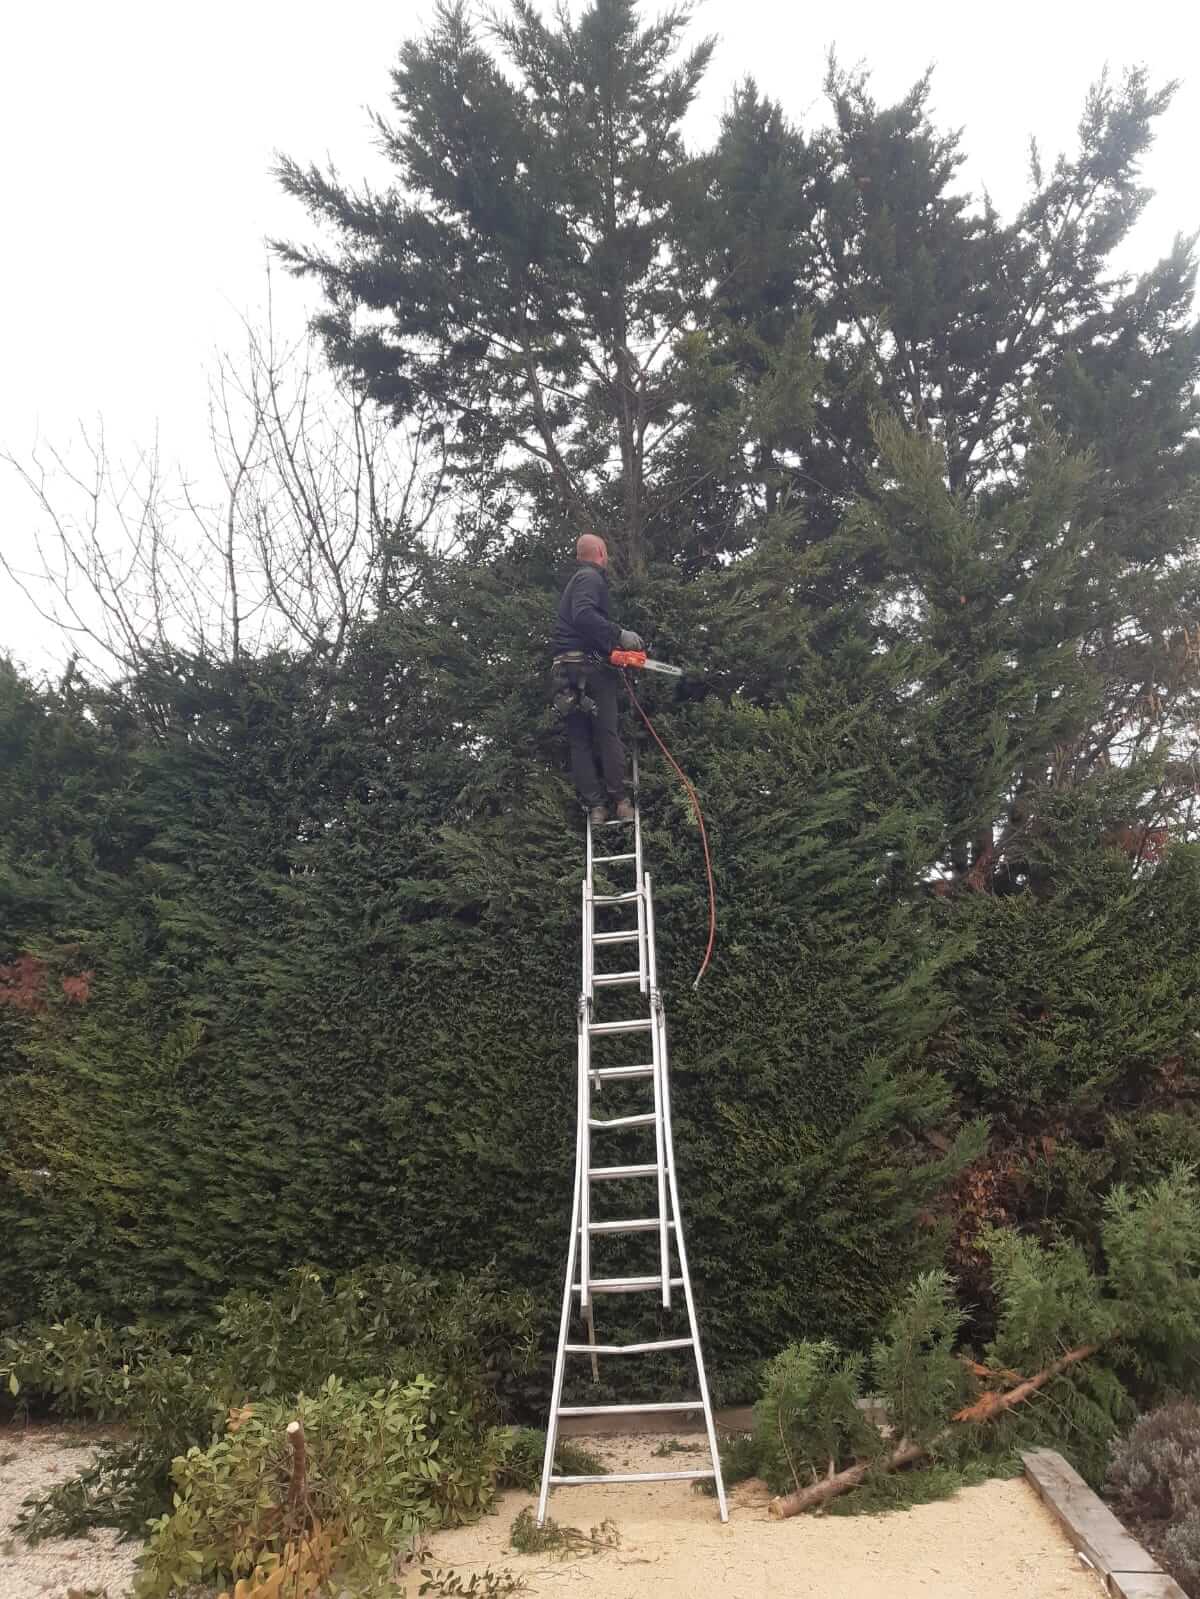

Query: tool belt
[551,650,608,719]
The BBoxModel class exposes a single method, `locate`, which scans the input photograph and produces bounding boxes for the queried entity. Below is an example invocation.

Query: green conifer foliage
[3,5,1199,1395]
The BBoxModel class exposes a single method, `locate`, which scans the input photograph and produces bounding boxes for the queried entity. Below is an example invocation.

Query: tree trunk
[768,1438,927,1517]
[950,1344,1099,1426]
[599,45,643,577]
[614,338,643,573]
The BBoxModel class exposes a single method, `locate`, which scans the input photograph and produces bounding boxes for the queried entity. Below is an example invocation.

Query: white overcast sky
[2,0,1198,674]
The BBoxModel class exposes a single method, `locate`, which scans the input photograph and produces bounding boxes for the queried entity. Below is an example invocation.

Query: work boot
[588,804,608,827]
[614,797,636,822]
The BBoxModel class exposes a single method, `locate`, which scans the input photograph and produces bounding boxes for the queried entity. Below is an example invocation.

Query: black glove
[619,629,644,651]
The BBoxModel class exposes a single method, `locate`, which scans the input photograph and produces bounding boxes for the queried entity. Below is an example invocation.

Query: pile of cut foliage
[722,1169,1200,1518]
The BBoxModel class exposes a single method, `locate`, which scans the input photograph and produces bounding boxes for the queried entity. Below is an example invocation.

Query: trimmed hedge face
[2,639,1198,1399]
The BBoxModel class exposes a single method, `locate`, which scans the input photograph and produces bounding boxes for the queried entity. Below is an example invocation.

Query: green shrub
[4,1264,536,1545]
[137,1375,506,1599]
[1108,1401,1200,1524]
[1,1316,165,1418]
[3,1319,227,1536]
[2,1264,534,1426]
[205,1263,536,1414]
[1164,1520,1200,1599]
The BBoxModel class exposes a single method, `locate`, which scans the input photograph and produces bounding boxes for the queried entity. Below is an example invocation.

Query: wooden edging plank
[1023,1449,1188,1599]
[1110,1580,1195,1599]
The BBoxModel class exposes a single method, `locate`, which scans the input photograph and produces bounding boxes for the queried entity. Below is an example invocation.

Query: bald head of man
[576,532,608,569]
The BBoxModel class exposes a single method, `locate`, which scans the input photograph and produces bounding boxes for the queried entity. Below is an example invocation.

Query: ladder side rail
[579,880,593,1309]
[643,868,672,1310]
[644,889,672,1311]
[633,750,648,994]
[580,873,599,1375]
[583,880,596,1007]
[536,1003,588,1526]
[645,875,729,1523]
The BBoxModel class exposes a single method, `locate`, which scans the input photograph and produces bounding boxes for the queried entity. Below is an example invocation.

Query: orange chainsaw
[608,648,684,677]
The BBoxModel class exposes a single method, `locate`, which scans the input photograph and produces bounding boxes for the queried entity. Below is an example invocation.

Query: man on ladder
[551,533,645,826]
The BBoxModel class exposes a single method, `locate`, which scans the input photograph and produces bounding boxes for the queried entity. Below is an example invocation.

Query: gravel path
[0,1427,141,1599]
[1,1425,1113,1599]
[403,1432,1110,1599]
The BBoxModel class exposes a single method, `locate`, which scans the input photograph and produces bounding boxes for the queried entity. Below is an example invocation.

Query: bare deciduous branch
[2,302,450,681]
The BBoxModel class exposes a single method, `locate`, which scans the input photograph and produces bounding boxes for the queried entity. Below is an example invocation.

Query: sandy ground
[403,1433,1109,1599]
[0,1426,1111,1599]
[0,1425,141,1599]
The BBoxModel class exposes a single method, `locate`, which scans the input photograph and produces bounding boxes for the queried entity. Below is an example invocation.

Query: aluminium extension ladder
[537,764,728,1523]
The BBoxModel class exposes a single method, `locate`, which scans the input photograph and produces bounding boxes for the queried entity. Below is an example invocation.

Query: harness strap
[551,653,601,718]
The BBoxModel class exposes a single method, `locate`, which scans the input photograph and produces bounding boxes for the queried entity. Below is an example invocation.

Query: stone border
[1023,1448,1188,1598]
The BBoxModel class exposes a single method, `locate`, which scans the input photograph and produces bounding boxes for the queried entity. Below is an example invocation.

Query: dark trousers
[565,667,627,807]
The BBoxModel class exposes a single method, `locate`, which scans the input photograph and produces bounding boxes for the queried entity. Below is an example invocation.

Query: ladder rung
[592,852,636,864]
[550,1470,714,1485]
[596,817,636,827]
[588,1164,659,1181]
[574,1274,684,1294]
[591,971,641,988]
[592,931,640,946]
[593,890,641,905]
[589,1017,652,1035]
[564,1337,693,1355]
[589,1112,657,1130]
[594,1064,653,1080]
[587,1217,675,1232]
[556,1401,703,1417]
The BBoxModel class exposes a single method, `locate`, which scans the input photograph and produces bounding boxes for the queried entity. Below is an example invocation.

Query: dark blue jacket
[552,561,622,657]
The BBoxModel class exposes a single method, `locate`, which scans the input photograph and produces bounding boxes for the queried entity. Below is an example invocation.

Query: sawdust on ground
[402,1432,1109,1599]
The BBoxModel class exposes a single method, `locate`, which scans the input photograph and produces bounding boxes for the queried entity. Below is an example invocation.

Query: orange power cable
[621,673,716,990]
